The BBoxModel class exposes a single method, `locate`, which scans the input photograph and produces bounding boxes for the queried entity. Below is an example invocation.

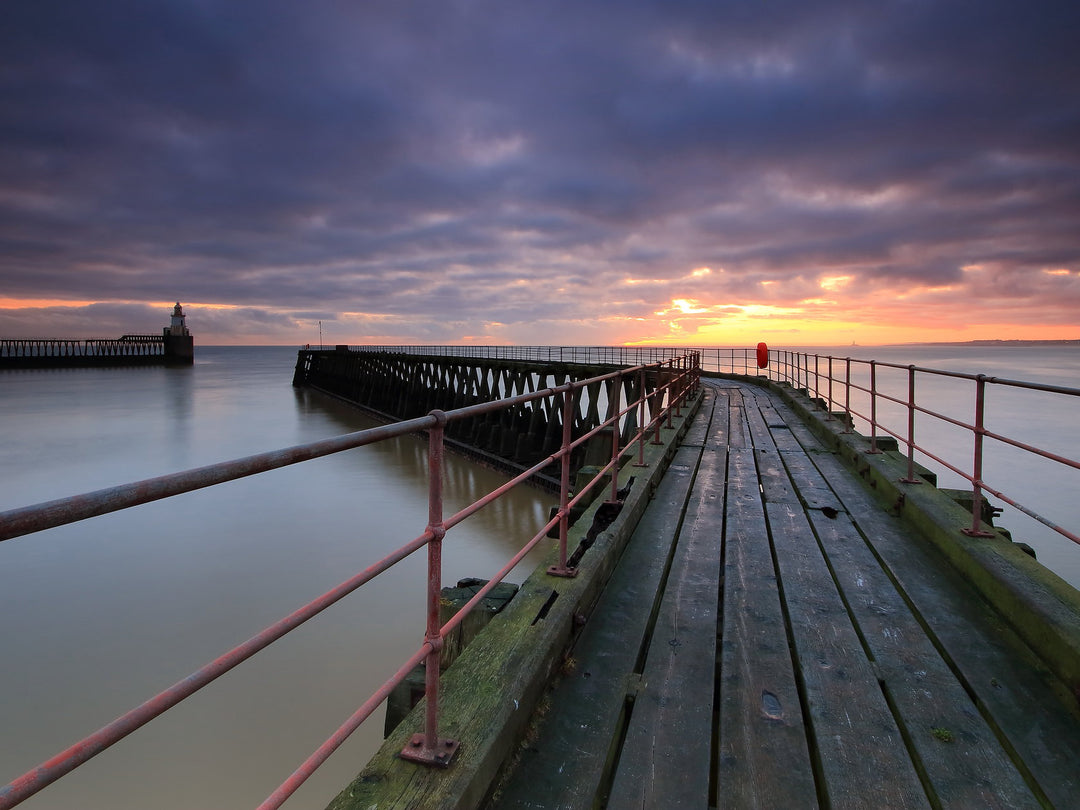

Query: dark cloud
[1,0,1078,342]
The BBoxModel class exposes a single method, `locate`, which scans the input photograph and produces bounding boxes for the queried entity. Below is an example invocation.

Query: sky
[2,0,1078,347]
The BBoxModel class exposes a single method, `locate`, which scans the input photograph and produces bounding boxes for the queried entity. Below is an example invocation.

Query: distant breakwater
[0,334,194,369]
[292,347,666,493]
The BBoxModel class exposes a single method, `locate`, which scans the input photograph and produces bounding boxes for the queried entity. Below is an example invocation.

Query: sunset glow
[1,2,1077,347]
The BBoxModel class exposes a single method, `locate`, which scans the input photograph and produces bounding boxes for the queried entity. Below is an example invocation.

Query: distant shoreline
[904,339,1080,347]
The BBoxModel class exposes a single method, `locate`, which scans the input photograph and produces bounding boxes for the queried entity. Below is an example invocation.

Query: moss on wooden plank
[326,392,703,810]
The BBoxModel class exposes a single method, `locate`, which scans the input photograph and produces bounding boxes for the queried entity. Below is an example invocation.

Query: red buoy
[756,342,769,368]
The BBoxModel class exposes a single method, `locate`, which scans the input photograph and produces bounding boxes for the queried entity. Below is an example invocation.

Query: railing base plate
[400,734,460,767]
[547,565,579,578]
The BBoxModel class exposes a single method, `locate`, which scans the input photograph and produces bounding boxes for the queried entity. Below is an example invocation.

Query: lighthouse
[163,301,194,363]
[168,302,189,336]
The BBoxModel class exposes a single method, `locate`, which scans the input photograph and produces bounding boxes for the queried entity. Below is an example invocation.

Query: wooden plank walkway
[487,380,1080,809]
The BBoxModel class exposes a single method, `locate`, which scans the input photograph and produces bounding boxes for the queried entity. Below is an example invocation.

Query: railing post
[400,410,460,766]
[963,375,996,537]
[814,354,820,403]
[867,361,882,453]
[609,378,622,502]
[665,361,676,426]
[653,367,666,443]
[634,367,649,467]
[825,356,835,421]
[900,365,922,484]
[548,388,579,577]
[843,357,853,433]
[673,357,683,418]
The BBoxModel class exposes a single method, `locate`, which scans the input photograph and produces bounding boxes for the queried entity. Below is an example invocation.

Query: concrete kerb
[731,373,1080,699]
[326,389,704,810]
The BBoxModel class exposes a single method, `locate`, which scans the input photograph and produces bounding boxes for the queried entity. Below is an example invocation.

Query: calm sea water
[1,344,1077,809]
[0,347,554,810]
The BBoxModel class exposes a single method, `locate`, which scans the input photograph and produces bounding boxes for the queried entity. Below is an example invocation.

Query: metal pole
[548,388,579,577]
[653,367,665,443]
[963,375,995,537]
[400,410,460,765]
[609,379,621,502]
[634,367,648,467]
[901,366,922,484]
[826,356,835,421]
[867,361,882,453]
[673,357,683,417]
[844,357,852,433]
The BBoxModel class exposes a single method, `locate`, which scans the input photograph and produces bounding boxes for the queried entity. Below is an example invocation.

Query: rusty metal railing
[762,350,1080,547]
[302,343,1079,551]
[0,353,700,809]
[350,344,758,373]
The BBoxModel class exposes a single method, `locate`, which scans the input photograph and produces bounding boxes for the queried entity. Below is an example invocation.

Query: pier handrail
[0,353,700,809]
[345,344,1079,551]
[763,349,1080,548]
[346,344,1079,546]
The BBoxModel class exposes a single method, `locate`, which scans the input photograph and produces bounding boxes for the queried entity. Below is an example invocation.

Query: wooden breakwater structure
[0,303,194,369]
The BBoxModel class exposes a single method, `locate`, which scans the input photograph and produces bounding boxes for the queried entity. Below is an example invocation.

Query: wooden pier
[486,380,1080,809]
[335,377,1080,809]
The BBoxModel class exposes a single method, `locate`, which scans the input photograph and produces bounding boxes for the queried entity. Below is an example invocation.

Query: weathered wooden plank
[487,437,706,809]
[606,437,726,808]
[766,397,1038,806]
[795,438,1080,808]
[718,445,819,809]
[726,389,750,449]
[680,389,714,448]
[740,389,781,454]
[806,508,1040,808]
[755,446,799,506]
[702,388,730,451]
[766,501,931,809]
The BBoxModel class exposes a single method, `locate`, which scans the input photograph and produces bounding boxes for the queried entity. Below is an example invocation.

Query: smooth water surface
[0,347,554,809]
[2,343,1077,809]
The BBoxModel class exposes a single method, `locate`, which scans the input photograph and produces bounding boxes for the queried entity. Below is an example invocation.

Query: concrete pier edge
[326,390,704,810]
[748,373,1080,699]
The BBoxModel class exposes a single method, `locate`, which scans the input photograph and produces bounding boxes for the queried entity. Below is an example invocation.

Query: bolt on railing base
[400,734,460,767]
[547,564,579,578]
[961,527,997,538]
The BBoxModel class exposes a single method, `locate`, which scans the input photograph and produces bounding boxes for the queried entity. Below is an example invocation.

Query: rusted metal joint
[427,408,449,429]
[400,734,460,767]
[547,563,579,578]
[428,524,447,543]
